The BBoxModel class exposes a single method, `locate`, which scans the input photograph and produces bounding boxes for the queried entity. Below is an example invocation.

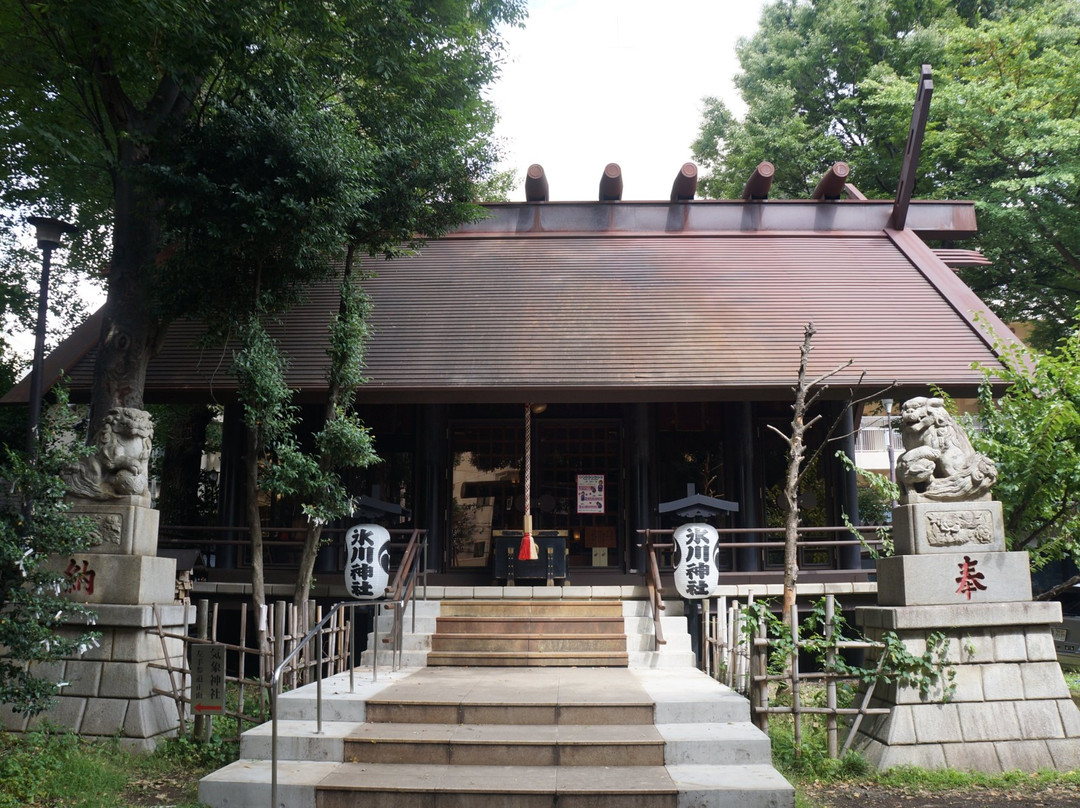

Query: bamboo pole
[194,600,209,742]
[755,611,769,731]
[825,594,838,759]
[789,603,802,758]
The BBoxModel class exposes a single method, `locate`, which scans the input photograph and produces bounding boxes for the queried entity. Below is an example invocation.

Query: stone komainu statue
[895,396,997,503]
[65,407,154,504]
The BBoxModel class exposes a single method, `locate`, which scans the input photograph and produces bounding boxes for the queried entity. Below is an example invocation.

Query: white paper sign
[577,474,605,514]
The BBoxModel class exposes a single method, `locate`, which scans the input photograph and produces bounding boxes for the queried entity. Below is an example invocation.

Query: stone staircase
[427,599,629,667]
[360,595,696,669]
[198,593,794,808]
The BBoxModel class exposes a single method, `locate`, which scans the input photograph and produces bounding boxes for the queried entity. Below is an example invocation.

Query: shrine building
[6,161,1020,596]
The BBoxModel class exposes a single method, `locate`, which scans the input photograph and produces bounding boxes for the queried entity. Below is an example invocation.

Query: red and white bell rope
[518,402,538,560]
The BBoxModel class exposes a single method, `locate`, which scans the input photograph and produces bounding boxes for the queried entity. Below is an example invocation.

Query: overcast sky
[488,0,769,202]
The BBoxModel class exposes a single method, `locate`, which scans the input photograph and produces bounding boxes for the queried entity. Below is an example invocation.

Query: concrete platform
[200,666,794,808]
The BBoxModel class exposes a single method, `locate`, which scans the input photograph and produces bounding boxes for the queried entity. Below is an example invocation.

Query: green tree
[970,313,1080,598]
[2,0,524,640]
[692,0,1077,345]
[0,0,526,433]
[0,389,98,716]
[862,2,1080,347]
[260,265,381,617]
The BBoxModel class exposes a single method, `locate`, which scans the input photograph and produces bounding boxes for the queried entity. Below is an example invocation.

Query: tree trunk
[293,523,324,616]
[244,424,269,662]
[90,141,165,434]
[781,327,816,616]
[782,424,804,617]
[293,250,355,616]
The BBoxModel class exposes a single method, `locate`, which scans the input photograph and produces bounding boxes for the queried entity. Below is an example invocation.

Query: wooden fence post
[194,599,209,742]
[825,594,838,759]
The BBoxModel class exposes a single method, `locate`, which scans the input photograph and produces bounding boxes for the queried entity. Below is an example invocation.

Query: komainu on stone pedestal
[854,396,1080,772]
[895,396,997,503]
[64,407,154,506]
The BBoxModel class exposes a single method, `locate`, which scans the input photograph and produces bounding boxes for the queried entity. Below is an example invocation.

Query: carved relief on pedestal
[86,512,123,546]
[924,509,994,547]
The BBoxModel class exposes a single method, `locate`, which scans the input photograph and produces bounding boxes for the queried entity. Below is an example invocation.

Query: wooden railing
[642,532,670,649]
[638,525,888,653]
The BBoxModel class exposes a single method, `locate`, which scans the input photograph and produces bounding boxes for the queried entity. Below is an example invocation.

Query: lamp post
[25,216,77,460]
[882,397,896,505]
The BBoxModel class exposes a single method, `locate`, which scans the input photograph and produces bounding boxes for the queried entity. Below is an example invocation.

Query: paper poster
[577,474,605,514]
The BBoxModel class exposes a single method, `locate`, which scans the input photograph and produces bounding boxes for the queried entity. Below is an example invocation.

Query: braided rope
[524,403,531,516]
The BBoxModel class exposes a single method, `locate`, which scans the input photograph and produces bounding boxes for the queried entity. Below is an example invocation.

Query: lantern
[672,523,720,599]
[344,524,391,600]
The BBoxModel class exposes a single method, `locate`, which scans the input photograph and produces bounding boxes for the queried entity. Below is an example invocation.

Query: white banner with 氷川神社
[672,523,721,599]
[345,524,391,600]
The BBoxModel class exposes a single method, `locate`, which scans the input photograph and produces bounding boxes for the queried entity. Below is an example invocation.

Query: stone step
[316,762,678,808]
[242,717,773,767]
[364,698,651,728]
[199,759,793,808]
[629,650,699,669]
[425,650,630,667]
[624,613,690,632]
[623,599,686,617]
[431,634,628,654]
[201,668,793,808]
[373,615,438,634]
[440,599,625,618]
[428,599,633,668]
[666,764,796,808]
[435,616,626,634]
[341,722,665,766]
[359,649,431,668]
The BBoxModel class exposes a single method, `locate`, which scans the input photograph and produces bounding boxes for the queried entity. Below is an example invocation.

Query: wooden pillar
[836,405,862,570]
[627,403,652,573]
[417,403,447,571]
[733,402,762,572]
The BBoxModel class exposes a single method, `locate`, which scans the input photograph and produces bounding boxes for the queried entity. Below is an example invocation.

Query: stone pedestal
[853,602,1080,772]
[76,495,161,555]
[876,551,1032,606]
[853,493,1080,772]
[0,604,193,752]
[1,498,193,750]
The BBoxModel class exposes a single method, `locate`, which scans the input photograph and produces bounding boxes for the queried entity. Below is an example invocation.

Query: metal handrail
[383,529,428,670]
[268,530,427,807]
[268,598,392,808]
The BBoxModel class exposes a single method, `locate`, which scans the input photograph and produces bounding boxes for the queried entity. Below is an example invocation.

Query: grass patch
[0,725,235,808]
[765,681,1080,807]
[0,729,128,808]
[1062,667,1080,694]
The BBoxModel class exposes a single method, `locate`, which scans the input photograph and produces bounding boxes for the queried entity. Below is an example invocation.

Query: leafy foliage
[969,312,1080,580]
[0,0,527,423]
[692,0,1080,345]
[0,390,99,716]
[837,450,897,557]
[742,597,955,701]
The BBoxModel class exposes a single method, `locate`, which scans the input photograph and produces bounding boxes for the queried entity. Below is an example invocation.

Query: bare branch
[1035,573,1080,601]
[807,358,855,391]
[766,423,793,446]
